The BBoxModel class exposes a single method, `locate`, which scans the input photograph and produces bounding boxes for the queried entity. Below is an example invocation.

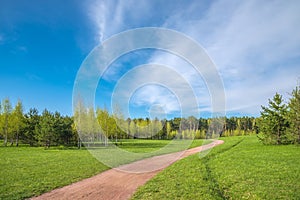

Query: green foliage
[11,100,25,146]
[0,98,257,148]
[0,98,13,146]
[288,85,300,143]
[259,93,290,144]
[257,85,300,145]
[132,136,300,199]
[23,108,39,146]
[0,100,78,148]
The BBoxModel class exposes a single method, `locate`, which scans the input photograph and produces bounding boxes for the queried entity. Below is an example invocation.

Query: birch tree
[1,98,12,146]
[12,100,25,146]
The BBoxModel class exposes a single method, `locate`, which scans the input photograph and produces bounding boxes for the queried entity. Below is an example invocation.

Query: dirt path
[31,140,224,200]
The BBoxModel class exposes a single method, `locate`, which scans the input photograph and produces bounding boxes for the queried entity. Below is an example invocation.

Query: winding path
[31,140,223,200]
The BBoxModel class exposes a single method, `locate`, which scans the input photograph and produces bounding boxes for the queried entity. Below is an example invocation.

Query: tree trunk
[4,131,7,146]
[16,131,19,147]
[78,137,81,149]
[277,123,281,145]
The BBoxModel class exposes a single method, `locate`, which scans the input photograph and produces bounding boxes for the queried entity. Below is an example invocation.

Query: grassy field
[0,147,108,199]
[82,139,208,168]
[0,139,205,199]
[132,136,300,199]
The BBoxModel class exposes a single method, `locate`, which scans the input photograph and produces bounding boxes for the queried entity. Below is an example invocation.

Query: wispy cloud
[201,0,300,114]
[151,0,300,115]
[130,84,180,114]
[87,0,300,116]
[88,0,154,43]
[88,0,115,42]
[25,73,42,81]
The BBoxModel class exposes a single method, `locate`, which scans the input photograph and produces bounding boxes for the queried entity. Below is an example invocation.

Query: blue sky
[1,0,300,118]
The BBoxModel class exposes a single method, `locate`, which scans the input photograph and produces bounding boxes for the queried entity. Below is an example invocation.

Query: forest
[0,84,299,147]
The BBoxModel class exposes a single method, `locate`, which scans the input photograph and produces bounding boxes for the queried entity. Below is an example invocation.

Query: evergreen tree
[259,93,289,144]
[288,85,300,144]
[38,109,55,148]
[24,108,40,146]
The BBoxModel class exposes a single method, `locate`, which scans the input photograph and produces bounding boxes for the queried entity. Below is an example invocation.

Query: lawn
[0,139,206,199]
[83,139,207,168]
[132,136,300,199]
[0,146,108,200]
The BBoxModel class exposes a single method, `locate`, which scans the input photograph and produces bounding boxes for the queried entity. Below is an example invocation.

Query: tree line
[1,84,298,147]
[0,98,257,148]
[0,98,77,147]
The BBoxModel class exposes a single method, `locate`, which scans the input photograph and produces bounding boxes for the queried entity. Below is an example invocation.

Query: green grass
[0,139,206,199]
[132,136,300,200]
[118,139,207,152]
[84,139,208,168]
[0,147,108,199]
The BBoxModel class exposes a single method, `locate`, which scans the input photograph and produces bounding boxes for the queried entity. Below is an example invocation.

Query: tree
[208,117,224,138]
[74,100,87,148]
[259,93,289,144]
[129,120,137,138]
[59,116,76,146]
[166,121,172,139]
[1,98,12,146]
[288,85,300,144]
[53,111,63,145]
[37,109,55,148]
[0,103,2,140]
[96,107,111,146]
[11,100,25,146]
[24,108,40,146]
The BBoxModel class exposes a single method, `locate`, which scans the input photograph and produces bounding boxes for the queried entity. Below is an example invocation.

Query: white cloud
[158,0,300,115]
[88,0,154,43]
[203,0,300,115]
[87,0,124,43]
[130,84,180,114]
[88,0,300,116]
[111,64,203,118]
[147,51,212,113]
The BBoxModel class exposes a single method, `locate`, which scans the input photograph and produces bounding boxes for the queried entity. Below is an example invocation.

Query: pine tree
[38,109,55,148]
[259,93,289,144]
[24,108,40,146]
[288,85,300,144]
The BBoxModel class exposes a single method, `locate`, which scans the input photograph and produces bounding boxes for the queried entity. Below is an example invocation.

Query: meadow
[0,139,205,199]
[2,136,299,199]
[132,136,300,199]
